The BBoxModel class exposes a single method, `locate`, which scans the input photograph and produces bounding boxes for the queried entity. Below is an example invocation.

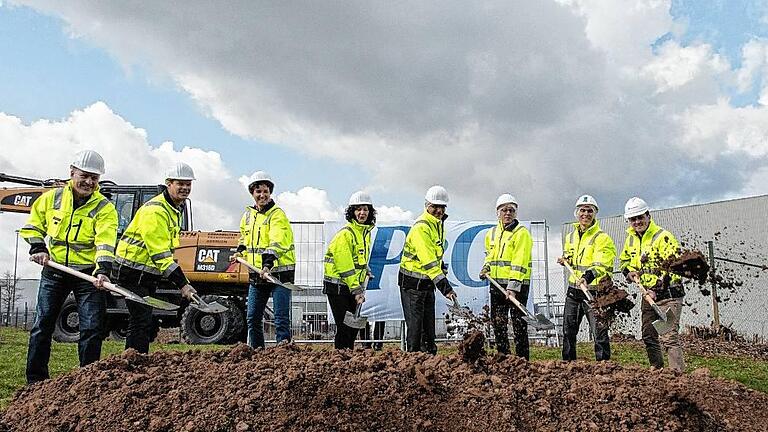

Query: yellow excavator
[0,173,259,344]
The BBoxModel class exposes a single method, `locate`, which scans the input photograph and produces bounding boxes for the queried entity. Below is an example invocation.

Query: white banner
[324,220,536,322]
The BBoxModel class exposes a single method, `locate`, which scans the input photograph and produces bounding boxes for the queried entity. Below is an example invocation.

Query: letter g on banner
[451,223,494,288]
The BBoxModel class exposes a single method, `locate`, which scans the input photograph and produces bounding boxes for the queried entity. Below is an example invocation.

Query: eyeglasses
[628,215,646,222]
[577,207,595,214]
[498,207,517,213]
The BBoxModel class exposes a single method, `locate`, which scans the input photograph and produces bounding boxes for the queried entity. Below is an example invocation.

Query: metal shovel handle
[561,261,594,302]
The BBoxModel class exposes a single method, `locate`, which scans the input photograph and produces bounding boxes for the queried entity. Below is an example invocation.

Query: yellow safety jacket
[399,211,447,285]
[619,219,681,290]
[484,220,532,284]
[563,221,616,287]
[20,181,117,272]
[238,202,295,273]
[323,220,372,294]
[115,193,185,281]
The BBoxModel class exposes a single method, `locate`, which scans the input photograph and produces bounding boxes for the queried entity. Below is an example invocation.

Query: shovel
[487,276,555,331]
[188,292,228,314]
[44,261,179,311]
[561,261,594,302]
[343,277,369,329]
[630,274,675,335]
[236,257,303,291]
[447,297,473,319]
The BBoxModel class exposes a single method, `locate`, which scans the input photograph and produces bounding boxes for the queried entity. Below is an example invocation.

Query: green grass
[2,327,768,410]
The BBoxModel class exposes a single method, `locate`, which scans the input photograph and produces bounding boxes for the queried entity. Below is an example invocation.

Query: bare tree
[1,270,22,323]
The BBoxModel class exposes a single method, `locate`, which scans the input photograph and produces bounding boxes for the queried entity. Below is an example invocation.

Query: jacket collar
[626,219,660,238]
[573,220,600,236]
[252,199,276,214]
[500,219,519,232]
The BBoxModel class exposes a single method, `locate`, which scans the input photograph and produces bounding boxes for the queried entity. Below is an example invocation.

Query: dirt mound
[3,345,768,432]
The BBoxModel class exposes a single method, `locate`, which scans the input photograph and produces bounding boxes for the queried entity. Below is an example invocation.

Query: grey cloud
[15,0,768,224]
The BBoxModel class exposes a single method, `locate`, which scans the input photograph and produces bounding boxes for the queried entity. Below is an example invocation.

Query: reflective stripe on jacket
[323,220,372,293]
[399,211,446,284]
[483,220,532,285]
[563,221,616,286]
[20,181,117,271]
[115,193,183,278]
[619,219,681,289]
[238,203,295,272]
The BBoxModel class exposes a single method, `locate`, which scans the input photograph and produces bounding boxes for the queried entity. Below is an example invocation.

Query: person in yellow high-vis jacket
[20,150,118,383]
[478,194,532,359]
[324,191,375,349]
[557,194,616,362]
[234,171,295,348]
[399,185,456,354]
[113,162,197,354]
[620,196,685,372]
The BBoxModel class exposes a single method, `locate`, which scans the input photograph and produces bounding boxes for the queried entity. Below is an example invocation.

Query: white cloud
[0,103,412,276]
[676,99,768,160]
[8,0,768,227]
[641,41,728,93]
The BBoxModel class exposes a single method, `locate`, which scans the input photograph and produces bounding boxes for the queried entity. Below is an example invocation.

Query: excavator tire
[52,295,80,343]
[181,295,239,344]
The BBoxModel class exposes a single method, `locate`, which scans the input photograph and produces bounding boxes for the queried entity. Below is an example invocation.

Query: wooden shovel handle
[630,274,660,307]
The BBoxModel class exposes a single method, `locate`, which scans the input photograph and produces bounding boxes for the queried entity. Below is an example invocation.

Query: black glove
[261,254,276,270]
[436,278,452,296]
[583,270,596,285]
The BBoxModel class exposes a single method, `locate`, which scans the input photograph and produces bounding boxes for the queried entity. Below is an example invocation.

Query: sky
[1,0,768,279]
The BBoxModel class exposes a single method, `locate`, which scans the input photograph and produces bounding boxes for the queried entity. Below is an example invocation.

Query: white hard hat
[424,185,449,206]
[247,171,274,193]
[573,194,599,218]
[495,193,518,209]
[348,191,373,206]
[71,150,105,175]
[165,162,196,181]
[624,196,649,219]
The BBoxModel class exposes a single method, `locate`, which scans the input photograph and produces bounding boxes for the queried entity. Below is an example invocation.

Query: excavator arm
[0,173,66,213]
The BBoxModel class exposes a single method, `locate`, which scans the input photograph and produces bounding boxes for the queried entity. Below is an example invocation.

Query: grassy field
[2,326,768,409]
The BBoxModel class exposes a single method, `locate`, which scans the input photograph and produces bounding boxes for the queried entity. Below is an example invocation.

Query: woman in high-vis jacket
[236,171,295,349]
[323,191,375,349]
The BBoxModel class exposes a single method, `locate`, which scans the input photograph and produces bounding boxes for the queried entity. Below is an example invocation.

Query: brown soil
[458,330,485,362]
[3,344,768,432]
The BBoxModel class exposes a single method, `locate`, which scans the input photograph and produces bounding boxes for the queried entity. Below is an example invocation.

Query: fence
[564,194,768,341]
[4,221,557,346]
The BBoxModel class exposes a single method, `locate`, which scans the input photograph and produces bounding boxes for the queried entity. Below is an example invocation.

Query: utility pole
[706,240,720,329]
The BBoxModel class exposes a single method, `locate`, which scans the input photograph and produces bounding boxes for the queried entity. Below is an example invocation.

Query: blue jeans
[27,268,106,383]
[247,283,292,348]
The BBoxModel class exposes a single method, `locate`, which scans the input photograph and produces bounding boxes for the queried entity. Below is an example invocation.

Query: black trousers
[400,286,436,354]
[113,266,158,354]
[562,288,610,361]
[361,321,385,350]
[490,284,530,359]
[327,292,359,349]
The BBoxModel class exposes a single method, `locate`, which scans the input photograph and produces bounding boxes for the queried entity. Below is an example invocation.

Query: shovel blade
[343,311,368,329]
[534,313,556,331]
[652,319,673,335]
[190,301,228,314]
[142,296,180,311]
[279,282,304,291]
